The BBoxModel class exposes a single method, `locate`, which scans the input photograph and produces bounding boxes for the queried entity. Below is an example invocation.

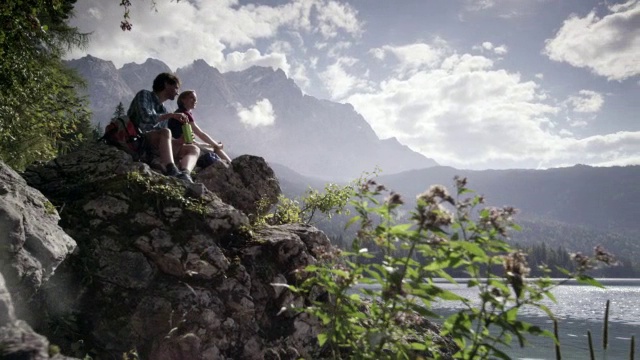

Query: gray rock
[0,272,16,326]
[196,154,281,219]
[0,161,76,317]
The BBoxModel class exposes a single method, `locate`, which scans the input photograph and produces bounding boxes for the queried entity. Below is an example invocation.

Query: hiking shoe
[177,170,194,183]
[165,163,181,177]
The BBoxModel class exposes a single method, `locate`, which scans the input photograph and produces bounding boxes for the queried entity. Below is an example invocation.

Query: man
[127,73,200,183]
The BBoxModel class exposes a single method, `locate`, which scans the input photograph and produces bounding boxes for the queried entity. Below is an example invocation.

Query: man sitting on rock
[127,72,200,183]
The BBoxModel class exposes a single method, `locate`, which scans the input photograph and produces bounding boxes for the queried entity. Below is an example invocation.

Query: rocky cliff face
[0,144,332,359]
[65,56,438,180]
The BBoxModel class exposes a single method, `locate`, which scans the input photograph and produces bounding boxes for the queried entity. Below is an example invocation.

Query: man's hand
[174,113,188,124]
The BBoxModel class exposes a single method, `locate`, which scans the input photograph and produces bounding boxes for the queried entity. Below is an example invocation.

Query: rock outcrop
[6,144,329,359]
[1,144,455,359]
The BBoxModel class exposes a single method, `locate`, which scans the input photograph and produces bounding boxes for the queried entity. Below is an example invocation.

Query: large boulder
[195,154,281,219]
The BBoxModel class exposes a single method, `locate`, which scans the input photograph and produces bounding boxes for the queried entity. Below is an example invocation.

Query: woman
[169,90,232,165]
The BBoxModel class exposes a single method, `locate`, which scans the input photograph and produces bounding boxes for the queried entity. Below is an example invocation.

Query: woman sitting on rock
[168,90,232,166]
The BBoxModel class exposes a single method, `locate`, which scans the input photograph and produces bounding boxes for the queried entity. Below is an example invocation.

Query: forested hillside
[272,163,640,275]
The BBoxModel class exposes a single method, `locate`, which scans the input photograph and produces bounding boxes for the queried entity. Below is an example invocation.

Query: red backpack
[100,116,145,159]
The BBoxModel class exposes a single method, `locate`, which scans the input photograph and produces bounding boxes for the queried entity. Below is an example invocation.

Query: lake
[429,279,640,359]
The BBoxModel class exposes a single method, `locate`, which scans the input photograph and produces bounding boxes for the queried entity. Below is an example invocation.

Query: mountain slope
[65,56,438,179]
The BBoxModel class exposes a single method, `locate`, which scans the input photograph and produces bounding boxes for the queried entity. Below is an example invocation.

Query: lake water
[429,279,640,359]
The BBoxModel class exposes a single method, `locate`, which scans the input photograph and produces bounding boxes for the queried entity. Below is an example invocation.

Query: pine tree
[113,102,127,118]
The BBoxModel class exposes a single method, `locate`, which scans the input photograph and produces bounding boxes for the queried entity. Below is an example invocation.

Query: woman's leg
[214,148,232,163]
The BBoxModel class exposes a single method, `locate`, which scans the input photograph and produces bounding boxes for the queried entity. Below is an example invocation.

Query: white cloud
[348,48,561,168]
[543,0,640,81]
[346,40,640,169]
[493,45,508,55]
[473,42,508,55]
[371,42,448,76]
[465,0,496,11]
[236,99,276,128]
[66,0,362,71]
[565,90,604,113]
[319,57,370,99]
[315,1,363,38]
[290,62,311,91]
[218,49,290,73]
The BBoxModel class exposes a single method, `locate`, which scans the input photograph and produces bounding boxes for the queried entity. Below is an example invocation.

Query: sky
[66,0,640,170]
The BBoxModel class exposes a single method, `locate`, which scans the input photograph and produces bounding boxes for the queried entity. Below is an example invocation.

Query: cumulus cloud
[218,49,290,73]
[473,42,508,55]
[347,39,639,169]
[543,0,640,81]
[565,90,604,113]
[348,46,559,168]
[236,99,276,128]
[66,0,362,72]
[371,43,447,76]
[319,57,371,99]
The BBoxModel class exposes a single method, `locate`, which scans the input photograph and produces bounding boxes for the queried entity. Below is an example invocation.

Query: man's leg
[177,144,201,172]
[145,129,180,176]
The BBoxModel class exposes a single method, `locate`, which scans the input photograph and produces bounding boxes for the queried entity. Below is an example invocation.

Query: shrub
[285,176,613,360]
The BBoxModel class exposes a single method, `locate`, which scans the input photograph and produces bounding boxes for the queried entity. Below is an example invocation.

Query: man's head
[152,73,181,100]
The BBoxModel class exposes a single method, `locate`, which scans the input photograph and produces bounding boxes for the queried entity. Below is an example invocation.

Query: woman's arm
[192,121,223,150]
[191,121,232,163]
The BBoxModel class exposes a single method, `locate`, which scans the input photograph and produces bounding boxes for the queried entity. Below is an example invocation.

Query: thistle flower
[594,245,618,266]
[416,184,454,205]
[385,192,404,206]
[503,251,530,299]
[571,252,591,271]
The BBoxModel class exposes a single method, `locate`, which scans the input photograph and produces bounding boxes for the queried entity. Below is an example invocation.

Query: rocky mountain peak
[65,56,438,180]
[119,58,173,94]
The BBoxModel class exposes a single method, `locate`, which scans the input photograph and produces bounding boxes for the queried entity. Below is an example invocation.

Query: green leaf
[317,333,328,346]
[576,275,604,288]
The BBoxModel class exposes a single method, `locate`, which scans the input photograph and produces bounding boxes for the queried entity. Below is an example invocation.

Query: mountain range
[65,55,437,180]
[66,55,639,268]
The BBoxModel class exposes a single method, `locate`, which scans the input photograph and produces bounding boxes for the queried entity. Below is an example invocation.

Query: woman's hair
[177,90,196,110]
[152,72,180,92]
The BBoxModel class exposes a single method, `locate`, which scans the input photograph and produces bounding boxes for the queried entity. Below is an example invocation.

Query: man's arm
[128,91,163,131]
[129,91,188,132]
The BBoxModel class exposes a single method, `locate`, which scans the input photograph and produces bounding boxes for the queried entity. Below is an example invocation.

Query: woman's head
[177,90,197,110]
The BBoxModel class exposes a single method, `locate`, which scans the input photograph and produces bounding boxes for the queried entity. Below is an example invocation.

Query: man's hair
[152,72,180,92]
[177,90,196,110]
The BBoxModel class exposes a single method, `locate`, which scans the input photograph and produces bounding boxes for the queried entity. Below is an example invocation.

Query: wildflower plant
[286,176,612,360]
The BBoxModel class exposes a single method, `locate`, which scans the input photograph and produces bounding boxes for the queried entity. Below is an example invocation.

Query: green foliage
[126,171,208,215]
[289,176,615,360]
[44,200,57,215]
[0,0,93,170]
[254,182,354,227]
